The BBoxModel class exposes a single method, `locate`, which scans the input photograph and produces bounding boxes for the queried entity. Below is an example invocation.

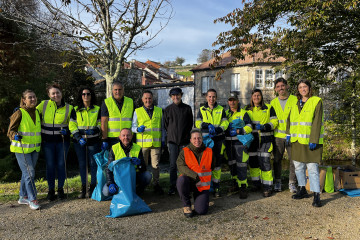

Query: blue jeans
[15,151,39,201]
[43,141,70,190]
[74,142,101,186]
[293,161,320,193]
[137,171,152,188]
[168,143,187,187]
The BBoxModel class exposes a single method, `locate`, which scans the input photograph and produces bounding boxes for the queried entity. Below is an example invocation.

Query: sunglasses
[82,93,91,96]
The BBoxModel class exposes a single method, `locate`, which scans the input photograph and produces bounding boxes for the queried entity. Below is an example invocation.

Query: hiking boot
[292,186,309,199]
[78,185,86,199]
[168,185,177,195]
[18,196,30,205]
[29,200,40,210]
[250,181,261,192]
[228,179,240,193]
[153,184,164,195]
[183,207,193,218]
[47,189,56,201]
[58,188,66,200]
[239,184,248,199]
[289,183,297,193]
[312,193,322,207]
[213,187,221,197]
[88,184,96,198]
[274,179,282,192]
[263,189,272,198]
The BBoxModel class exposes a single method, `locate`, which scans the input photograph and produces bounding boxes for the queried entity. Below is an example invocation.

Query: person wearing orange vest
[287,79,324,207]
[8,90,41,210]
[176,129,215,218]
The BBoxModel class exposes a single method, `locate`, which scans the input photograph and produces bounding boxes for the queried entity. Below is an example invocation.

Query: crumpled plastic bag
[231,118,245,129]
[92,150,112,201]
[203,134,214,148]
[106,157,151,218]
[231,118,254,148]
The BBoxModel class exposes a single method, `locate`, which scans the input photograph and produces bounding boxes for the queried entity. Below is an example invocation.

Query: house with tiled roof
[191,50,285,113]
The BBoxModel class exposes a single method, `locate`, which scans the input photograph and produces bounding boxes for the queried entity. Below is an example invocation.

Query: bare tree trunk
[105,75,114,98]
[351,78,356,166]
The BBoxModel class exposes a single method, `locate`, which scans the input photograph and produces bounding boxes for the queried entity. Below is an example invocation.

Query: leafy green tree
[175,56,185,66]
[197,49,212,64]
[213,0,360,164]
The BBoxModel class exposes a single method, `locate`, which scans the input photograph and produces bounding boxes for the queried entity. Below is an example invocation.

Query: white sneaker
[274,181,282,192]
[18,196,30,205]
[289,183,297,193]
[29,200,40,210]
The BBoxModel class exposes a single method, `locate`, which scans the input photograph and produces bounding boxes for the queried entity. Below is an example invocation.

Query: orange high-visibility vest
[183,147,212,192]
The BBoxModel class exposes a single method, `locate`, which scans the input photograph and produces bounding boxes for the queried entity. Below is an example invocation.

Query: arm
[7,110,22,141]
[69,109,81,142]
[131,111,139,133]
[309,100,323,144]
[176,149,198,180]
[263,106,279,132]
[137,150,147,172]
[100,101,109,140]
[243,112,253,134]
[195,109,203,128]
[161,111,166,142]
[106,149,115,185]
[218,109,230,132]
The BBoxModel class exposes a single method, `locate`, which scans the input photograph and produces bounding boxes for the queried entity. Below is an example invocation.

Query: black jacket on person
[163,101,193,146]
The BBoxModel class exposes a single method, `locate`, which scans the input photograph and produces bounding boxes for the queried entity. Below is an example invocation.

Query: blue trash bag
[91,150,112,201]
[231,118,245,129]
[106,157,152,218]
[203,134,214,148]
[237,134,254,148]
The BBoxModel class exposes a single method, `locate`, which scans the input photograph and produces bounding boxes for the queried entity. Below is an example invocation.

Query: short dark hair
[296,79,313,99]
[142,90,153,97]
[206,88,217,97]
[46,82,62,94]
[274,77,287,87]
[190,128,202,137]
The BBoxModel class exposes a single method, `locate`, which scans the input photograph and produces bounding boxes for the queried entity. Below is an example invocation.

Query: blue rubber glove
[286,135,291,146]
[101,141,109,151]
[137,125,145,133]
[79,138,86,146]
[229,128,237,137]
[14,135,22,141]
[131,157,141,165]
[108,184,118,195]
[255,124,264,131]
[309,143,317,150]
[85,129,94,135]
[60,128,68,135]
[228,123,233,129]
[208,124,216,135]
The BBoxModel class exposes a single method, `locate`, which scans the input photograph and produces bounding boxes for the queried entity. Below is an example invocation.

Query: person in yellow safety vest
[101,81,134,150]
[270,78,298,193]
[8,90,41,210]
[132,90,165,195]
[195,89,229,197]
[69,87,101,199]
[36,83,73,201]
[287,79,324,207]
[225,92,253,199]
[246,89,278,197]
[176,129,215,217]
[105,128,152,196]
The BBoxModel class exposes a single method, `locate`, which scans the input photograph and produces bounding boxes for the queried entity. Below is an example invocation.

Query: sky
[131,0,243,65]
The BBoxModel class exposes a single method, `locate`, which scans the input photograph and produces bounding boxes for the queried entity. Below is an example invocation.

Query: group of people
[8,77,324,217]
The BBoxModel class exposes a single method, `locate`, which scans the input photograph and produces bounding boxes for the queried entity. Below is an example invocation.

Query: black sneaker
[239,184,248,199]
[154,184,164,195]
[78,185,86,199]
[168,185,177,195]
[47,189,56,201]
[58,188,66,200]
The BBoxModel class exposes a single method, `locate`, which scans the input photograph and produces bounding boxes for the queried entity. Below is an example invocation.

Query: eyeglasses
[82,93,91,96]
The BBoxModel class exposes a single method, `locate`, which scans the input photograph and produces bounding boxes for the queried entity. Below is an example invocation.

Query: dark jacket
[164,101,193,145]
[106,141,146,185]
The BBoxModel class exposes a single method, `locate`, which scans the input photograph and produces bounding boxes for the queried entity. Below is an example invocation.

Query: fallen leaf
[304,236,312,239]
[328,229,332,234]
[254,216,259,219]
[327,237,334,239]
[263,217,269,220]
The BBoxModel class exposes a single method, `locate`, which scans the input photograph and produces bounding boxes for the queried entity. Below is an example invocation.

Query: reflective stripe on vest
[69,105,100,139]
[10,108,41,153]
[135,106,162,148]
[105,96,134,138]
[195,104,228,133]
[183,147,212,192]
[250,104,274,138]
[271,95,298,139]
[289,96,324,144]
[112,142,141,172]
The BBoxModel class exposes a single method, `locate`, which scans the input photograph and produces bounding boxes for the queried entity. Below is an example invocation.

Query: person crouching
[176,129,215,218]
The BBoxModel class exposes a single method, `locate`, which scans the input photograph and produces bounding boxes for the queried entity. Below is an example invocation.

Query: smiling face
[48,87,62,104]
[171,93,182,105]
[206,91,217,107]
[275,81,289,97]
[190,132,203,148]
[23,92,37,108]
[252,91,262,106]
[112,83,124,101]
[82,89,91,104]
[119,128,132,147]
[228,99,239,110]
[142,93,153,108]
[298,82,310,98]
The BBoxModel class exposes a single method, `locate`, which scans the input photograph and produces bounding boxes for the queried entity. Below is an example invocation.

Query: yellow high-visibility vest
[195,104,229,135]
[135,106,162,148]
[105,96,133,138]
[69,105,100,139]
[271,95,298,139]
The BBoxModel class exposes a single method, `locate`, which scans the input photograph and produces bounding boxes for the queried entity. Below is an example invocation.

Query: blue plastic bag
[106,157,152,218]
[91,150,112,201]
[237,134,254,148]
[203,134,214,148]
[231,118,245,129]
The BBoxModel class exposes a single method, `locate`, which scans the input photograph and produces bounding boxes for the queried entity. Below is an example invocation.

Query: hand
[201,122,210,129]
[101,140,109,151]
[137,125,145,133]
[309,143,317,151]
[228,123,233,129]
[229,128,237,137]
[79,138,86,146]
[85,129,94,135]
[60,128,68,136]
[131,157,141,165]
[208,124,216,135]
[108,183,118,195]
[255,124,264,131]
[14,134,22,141]
[286,135,291,146]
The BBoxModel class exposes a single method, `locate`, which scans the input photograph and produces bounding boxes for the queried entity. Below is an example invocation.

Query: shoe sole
[18,200,29,205]
[29,205,40,210]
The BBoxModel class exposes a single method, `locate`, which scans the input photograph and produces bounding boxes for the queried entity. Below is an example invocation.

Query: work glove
[101,140,109,151]
[215,127,223,135]
[60,128,68,136]
[255,124,265,131]
[137,125,146,133]
[208,124,216,135]
[79,138,86,147]
[286,135,291,147]
[228,123,233,130]
[229,128,237,137]
[201,122,210,129]
[108,183,118,195]
[309,143,317,151]
[263,123,272,131]
[131,157,141,166]
[14,134,22,141]
[85,129,95,135]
